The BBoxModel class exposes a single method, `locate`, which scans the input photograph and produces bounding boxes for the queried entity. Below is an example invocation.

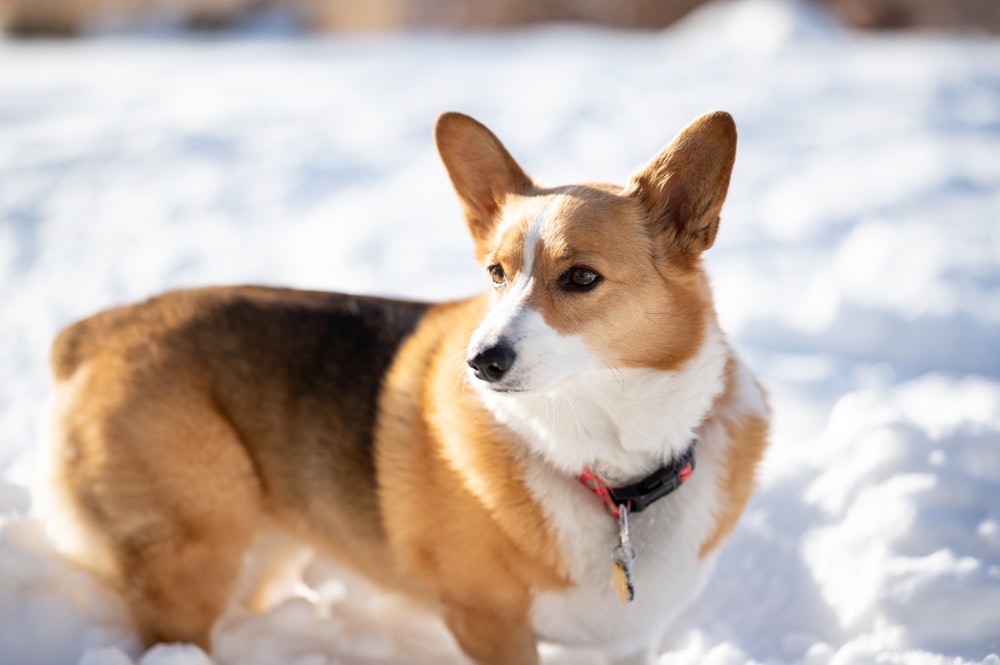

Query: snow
[1,0,999,663]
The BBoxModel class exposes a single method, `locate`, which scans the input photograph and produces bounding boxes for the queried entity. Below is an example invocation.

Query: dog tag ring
[611,504,636,606]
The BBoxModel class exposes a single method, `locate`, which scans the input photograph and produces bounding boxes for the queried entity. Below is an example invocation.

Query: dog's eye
[488,264,507,288]
[561,267,602,292]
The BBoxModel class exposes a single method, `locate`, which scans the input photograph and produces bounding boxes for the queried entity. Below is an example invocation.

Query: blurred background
[1,0,1000,35]
[0,1,998,664]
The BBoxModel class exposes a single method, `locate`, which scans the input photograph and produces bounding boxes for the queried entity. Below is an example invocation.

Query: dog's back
[45,286,431,647]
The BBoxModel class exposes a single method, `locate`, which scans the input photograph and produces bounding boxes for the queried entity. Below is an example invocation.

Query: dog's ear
[435,112,534,248]
[626,111,737,257]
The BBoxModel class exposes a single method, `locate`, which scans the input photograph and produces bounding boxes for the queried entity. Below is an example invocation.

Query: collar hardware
[578,443,696,518]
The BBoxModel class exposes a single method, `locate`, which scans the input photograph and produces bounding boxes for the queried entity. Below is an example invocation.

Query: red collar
[578,443,696,519]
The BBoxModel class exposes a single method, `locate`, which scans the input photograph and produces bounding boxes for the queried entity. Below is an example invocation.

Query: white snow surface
[1,1,999,663]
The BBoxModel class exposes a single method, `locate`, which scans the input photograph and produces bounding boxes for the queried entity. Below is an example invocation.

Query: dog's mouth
[483,384,526,394]
[465,366,534,395]
[467,370,525,394]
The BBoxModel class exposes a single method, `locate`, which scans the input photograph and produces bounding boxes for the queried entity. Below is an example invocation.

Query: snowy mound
[1,0,998,663]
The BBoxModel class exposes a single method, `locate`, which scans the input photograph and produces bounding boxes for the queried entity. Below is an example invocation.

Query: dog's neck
[477,320,730,485]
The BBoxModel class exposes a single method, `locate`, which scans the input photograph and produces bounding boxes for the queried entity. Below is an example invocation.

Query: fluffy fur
[42,111,769,665]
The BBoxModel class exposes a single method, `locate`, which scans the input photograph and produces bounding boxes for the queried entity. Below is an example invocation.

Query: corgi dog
[43,110,769,665]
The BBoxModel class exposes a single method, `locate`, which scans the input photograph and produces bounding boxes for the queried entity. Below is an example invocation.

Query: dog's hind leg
[238,517,313,613]
[45,370,262,651]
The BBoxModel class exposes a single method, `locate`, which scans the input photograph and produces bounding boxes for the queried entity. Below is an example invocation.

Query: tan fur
[46,287,422,646]
[519,185,712,371]
[435,113,537,256]
[443,111,736,377]
[376,296,568,664]
[699,360,771,559]
[45,112,766,665]
[48,326,263,648]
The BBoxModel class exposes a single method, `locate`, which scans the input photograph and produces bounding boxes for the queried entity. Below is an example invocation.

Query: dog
[42,110,769,665]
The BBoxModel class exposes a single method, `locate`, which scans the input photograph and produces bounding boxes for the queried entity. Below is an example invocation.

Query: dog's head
[435,111,737,396]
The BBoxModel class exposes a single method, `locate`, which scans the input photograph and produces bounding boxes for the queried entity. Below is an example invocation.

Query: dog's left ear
[435,112,534,250]
[626,111,737,257]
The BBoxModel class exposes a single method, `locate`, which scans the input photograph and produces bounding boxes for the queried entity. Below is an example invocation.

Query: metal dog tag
[611,504,636,606]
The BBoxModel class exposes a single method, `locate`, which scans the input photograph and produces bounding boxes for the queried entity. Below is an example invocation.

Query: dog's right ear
[626,111,737,259]
[435,112,534,249]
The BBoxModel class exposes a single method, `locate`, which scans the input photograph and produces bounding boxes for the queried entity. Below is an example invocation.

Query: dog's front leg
[443,602,539,665]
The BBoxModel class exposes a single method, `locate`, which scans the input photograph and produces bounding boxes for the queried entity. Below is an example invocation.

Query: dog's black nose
[467,344,516,383]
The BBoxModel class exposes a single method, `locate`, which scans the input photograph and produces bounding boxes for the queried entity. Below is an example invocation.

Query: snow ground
[1,0,999,663]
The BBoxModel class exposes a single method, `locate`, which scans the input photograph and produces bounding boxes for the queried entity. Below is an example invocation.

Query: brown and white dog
[42,111,769,665]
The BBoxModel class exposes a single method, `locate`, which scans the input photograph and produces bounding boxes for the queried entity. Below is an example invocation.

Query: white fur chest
[523,429,726,661]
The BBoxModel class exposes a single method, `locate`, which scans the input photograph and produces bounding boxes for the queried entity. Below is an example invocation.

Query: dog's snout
[468,343,516,383]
